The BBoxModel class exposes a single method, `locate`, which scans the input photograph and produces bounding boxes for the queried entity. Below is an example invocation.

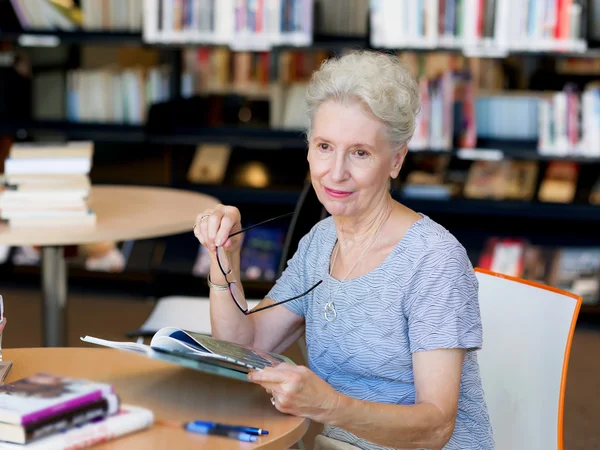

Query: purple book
[0,373,114,426]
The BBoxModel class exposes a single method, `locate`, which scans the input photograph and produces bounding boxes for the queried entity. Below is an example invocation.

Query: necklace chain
[325,208,392,321]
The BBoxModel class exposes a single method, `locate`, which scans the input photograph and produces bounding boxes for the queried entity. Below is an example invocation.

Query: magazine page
[80,337,152,355]
[150,328,268,370]
[151,328,294,368]
[80,335,253,379]
[160,328,294,366]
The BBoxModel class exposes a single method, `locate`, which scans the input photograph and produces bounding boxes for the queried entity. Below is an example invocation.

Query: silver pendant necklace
[325,210,390,322]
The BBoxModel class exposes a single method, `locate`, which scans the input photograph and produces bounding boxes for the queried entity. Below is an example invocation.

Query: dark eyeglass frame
[215,212,323,315]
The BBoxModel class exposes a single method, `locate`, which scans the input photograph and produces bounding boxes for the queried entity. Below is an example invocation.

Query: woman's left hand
[248,363,342,422]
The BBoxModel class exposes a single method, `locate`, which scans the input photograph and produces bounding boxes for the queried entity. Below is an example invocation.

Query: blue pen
[184,422,258,442]
[191,420,269,436]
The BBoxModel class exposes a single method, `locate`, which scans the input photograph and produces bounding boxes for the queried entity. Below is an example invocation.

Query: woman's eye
[354,149,369,158]
[318,143,330,151]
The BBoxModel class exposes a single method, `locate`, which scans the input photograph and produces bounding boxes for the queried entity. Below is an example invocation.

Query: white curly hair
[305,50,421,149]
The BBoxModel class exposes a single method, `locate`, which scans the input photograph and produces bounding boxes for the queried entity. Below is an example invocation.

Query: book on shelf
[478,238,600,305]
[313,0,368,37]
[81,327,295,382]
[478,237,527,278]
[187,144,232,185]
[548,247,600,305]
[537,161,579,203]
[400,154,453,200]
[66,66,171,124]
[463,160,539,201]
[5,0,144,32]
[538,85,600,157]
[370,0,587,54]
[590,174,600,205]
[0,404,154,450]
[143,0,314,49]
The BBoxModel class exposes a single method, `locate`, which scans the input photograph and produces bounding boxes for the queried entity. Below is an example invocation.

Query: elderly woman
[194,50,494,450]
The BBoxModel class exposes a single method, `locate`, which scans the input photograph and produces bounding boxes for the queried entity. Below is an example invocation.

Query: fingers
[215,214,236,247]
[206,210,224,249]
[248,364,301,384]
[193,205,241,252]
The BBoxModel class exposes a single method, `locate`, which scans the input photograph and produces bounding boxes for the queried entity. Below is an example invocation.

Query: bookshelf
[0,30,144,45]
[4,120,600,163]
[0,121,146,143]
[1,0,600,311]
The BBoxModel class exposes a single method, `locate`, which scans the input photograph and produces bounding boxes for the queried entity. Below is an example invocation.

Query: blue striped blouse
[267,214,494,450]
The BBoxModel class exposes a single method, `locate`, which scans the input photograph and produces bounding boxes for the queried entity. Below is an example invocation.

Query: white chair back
[475,268,581,450]
[139,296,261,336]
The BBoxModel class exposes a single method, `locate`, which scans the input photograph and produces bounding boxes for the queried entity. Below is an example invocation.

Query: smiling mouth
[324,187,353,197]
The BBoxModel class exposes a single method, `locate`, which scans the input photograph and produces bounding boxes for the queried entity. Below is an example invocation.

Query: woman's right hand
[193,204,243,254]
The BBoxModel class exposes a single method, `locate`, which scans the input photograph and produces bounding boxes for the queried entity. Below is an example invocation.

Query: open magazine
[81,328,294,382]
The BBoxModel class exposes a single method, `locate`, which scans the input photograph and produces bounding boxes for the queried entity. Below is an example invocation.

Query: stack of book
[0,373,153,449]
[1,142,96,229]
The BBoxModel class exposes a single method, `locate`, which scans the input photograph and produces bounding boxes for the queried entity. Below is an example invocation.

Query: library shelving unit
[0,30,143,45]
[1,1,600,315]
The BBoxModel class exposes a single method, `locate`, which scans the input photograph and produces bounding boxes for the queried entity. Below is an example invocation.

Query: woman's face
[307,99,404,219]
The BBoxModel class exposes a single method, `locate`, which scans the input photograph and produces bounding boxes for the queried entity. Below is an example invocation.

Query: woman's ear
[390,144,408,179]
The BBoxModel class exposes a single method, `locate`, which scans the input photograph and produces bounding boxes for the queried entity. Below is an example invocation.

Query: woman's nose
[329,152,348,181]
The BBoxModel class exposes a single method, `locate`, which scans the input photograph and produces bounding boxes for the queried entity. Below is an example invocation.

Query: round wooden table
[0,185,219,347]
[3,348,308,450]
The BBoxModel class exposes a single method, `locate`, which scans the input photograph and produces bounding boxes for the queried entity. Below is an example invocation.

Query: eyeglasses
[216,212,323,315]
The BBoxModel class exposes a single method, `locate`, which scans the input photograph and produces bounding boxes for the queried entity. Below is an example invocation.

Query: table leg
[41,246,67,347]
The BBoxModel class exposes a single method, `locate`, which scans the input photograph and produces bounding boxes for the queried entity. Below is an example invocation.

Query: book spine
[27,406,154,450]
[25,395,120,443]
[21,387,112,426]
[0,406,154,450]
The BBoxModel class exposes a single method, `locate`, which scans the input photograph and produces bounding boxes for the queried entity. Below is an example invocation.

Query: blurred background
[0,1,599,448]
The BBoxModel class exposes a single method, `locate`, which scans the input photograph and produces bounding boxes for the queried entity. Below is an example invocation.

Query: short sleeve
[266,225,319,317]
[406,247,483,353]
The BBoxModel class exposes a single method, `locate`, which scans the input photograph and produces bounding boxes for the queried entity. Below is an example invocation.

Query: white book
[424,0,439,46]
[0,193,88,206]
[4,158,91,175]
[1,210,90,220]
[9,142,93,160]
[0,405,153,450]
[553,92,569,155]
[537,98,553,155]
[9,212,97,229]
[582,88,600,157]
[5,173,90,186]
[142,0,160,42]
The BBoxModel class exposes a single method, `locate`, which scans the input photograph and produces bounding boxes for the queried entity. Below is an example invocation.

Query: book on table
[0,405,153,449]
[81,327,294,382]
[0,373,118,444]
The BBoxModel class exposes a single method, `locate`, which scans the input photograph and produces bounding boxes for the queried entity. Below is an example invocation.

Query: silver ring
[193,214,210,229]
[270,396,276,406]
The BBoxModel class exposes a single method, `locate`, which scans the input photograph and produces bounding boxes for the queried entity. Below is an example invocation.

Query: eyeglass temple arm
[246,280,323,314]
[228,211,295,238]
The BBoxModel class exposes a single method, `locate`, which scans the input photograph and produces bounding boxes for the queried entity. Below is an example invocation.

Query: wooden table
[4,348,308,450]
[0,185,219,347]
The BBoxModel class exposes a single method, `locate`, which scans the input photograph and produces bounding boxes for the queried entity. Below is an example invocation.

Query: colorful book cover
[0,373,113,426]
